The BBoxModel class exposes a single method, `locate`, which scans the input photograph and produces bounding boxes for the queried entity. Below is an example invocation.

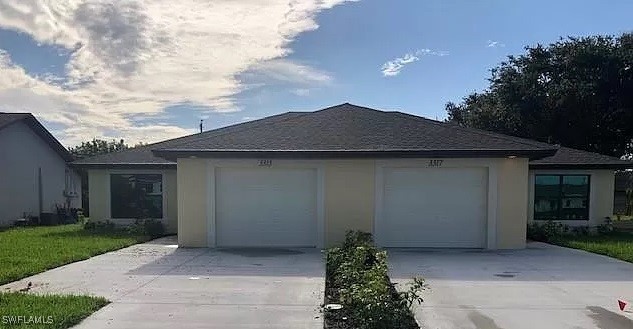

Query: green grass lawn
[554,232,633,263]
[0,224,148,286]
[0,293,108,329]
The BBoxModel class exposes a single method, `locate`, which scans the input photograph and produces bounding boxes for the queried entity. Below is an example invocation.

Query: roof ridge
[392,111,557,150]
[159,111,313,150]
[310,102,390,115]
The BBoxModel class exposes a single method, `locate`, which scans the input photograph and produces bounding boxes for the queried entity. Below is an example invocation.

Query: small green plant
[77,211,88,225]
[399,276,428,309]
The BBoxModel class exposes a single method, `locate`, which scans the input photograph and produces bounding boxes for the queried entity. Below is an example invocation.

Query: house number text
[258,159,272,167]
[427,159,443,167]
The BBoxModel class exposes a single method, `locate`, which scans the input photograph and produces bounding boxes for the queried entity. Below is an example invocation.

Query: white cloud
[487,40,505,48]
[0,0,354,146]
[381,48,448,77]
[291,88,311,96]
[245,59,333,85]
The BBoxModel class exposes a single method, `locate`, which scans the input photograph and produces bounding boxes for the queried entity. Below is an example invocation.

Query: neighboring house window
[65,169,74,193]
[110,174,163,219]
[534,175,590,220]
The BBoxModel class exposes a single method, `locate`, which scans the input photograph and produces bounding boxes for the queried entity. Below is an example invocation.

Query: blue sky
[0,0,631,146]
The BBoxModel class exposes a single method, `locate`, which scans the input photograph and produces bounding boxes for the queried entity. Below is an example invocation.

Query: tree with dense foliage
[446,33,633,157]
[69,138,129,159]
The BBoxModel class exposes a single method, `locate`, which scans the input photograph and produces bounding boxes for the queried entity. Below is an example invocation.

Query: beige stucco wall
[87,170,108,223]
[176,157,531,249]
[528,169,615,227]
[496,158,529,249]
[87,168,177,234]
[177,158,208,247]
[324,160,375,246]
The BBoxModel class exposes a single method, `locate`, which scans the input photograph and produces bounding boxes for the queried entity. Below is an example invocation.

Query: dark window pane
[535,175,560,198]
[562,176,589,197]
[111,174,163,219]
[534,198,559,220]
[534,174,590,220]
[561,175,589,219]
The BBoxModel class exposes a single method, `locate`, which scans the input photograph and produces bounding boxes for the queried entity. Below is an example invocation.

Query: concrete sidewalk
[1,237,325,329]
[389,242,633,329]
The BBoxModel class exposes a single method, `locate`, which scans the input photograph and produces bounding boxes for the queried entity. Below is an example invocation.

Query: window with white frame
[110,174,163,219]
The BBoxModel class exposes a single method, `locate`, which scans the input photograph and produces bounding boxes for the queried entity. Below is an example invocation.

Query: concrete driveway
[1,237,324,329]
[389,242,633,329]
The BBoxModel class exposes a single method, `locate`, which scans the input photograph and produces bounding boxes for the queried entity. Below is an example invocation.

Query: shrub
[83,220,116,232]
[127,219,165,239]
[83,219,164,239]
[325,231,426,329]
[527,220,569,242]
[570,225,591,236]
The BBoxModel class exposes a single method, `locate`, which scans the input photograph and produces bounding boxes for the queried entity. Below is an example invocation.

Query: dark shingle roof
[0,112,74,162]
[529,146,632,169]
[72,103,632,169]
[151,103,557,160]
[72,112,304,167]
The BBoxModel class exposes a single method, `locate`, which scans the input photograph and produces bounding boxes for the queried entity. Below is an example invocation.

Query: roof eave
[529,163,633,170]
[70,163,176,169]
[152,148,558,162]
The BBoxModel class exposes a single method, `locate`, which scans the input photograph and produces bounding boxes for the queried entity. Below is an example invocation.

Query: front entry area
[377,167,488,248]
[215,167,318,247]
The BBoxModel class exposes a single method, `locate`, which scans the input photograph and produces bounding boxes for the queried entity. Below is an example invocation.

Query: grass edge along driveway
[553,232,633,263]
[0,293,109,329]
[0,224,150,329]
[0,224,149,285]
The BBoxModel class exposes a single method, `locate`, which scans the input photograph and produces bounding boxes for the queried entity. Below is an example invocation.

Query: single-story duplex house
[73,103,633,249]
[0,113,81,226]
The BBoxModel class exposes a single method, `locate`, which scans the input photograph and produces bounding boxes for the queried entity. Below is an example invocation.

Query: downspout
[38,167,43,218]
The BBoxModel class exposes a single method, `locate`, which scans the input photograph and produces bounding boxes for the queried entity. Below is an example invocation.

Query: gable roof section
[529,146,632,169]
[0,112,74,162]
[152,103,558,160]
[72,112,305,168]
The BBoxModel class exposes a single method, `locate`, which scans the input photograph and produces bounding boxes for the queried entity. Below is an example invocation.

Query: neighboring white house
[0,113,81,226]
[73,103,632,249]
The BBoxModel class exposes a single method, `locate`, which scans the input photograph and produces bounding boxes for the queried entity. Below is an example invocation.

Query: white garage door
[215,168,318,247]
[378,167,487,248]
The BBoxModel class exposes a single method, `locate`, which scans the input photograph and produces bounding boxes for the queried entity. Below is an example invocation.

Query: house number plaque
[258,159,272,167]
[427,159,443,167]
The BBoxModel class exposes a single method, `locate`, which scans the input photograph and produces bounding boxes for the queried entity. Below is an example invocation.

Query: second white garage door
[377,167,488,248]
[215,167,318,247]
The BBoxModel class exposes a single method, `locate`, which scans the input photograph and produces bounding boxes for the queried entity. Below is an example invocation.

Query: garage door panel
[379,167,487,248]
[216,168,317,247]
